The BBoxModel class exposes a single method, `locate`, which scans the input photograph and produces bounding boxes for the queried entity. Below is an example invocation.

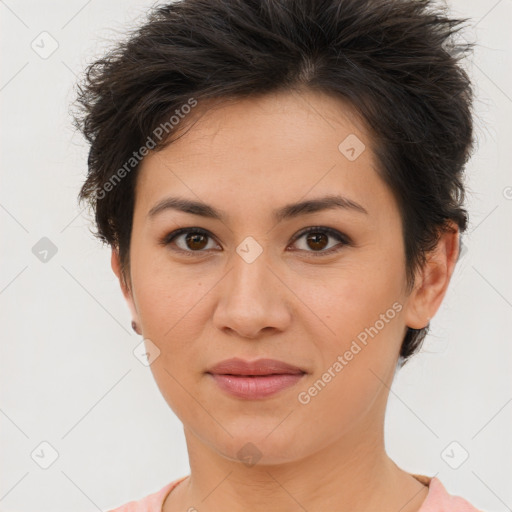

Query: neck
[164,411,428,512]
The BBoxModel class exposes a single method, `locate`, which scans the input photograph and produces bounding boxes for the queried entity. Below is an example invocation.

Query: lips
[206,357,306,376]
[206,358,306,399]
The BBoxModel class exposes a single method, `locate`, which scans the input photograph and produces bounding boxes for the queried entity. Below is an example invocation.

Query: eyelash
[159,226,351,258]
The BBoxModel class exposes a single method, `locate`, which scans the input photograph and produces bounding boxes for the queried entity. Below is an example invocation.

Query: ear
[111,248,140,327]
[404,224,460,329]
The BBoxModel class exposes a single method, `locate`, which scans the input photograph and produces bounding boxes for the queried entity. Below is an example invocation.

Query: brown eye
[185,232,208,250]
[291,226,349,255]
[162,228,219,253]
[305,232,329,251]
[161,226,350,257]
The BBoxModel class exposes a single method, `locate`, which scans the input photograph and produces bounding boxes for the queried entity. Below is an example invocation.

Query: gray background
[1,0,511,511]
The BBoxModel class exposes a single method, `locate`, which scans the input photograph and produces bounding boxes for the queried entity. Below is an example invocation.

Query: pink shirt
[108,474,483,512]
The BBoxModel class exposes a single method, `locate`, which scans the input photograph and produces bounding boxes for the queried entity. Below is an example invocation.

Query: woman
[74,0,482,510]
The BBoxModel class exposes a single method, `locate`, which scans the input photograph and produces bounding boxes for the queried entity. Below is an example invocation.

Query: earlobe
[404,225,460,330]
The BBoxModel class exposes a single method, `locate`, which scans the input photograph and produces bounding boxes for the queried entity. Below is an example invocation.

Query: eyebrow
[147,194,368,222]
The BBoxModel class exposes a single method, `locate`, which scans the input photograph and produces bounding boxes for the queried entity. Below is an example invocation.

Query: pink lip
[206,358,306,399]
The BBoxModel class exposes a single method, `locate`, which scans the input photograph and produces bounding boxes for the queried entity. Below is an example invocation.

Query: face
[112,89,454,465]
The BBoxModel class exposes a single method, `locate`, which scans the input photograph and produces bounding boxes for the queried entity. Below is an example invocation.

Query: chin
[204,424,311,468]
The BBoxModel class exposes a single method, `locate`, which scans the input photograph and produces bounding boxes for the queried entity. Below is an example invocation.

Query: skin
[111,88,459,512]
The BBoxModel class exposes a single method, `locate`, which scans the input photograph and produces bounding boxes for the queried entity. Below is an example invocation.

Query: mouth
[206,358,307,399]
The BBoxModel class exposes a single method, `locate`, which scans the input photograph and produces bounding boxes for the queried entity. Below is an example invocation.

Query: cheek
[296,255,405,343]
[292,278,405,441]
[131,260,212,420]
[294,251,407,394]
[131,245,210,338]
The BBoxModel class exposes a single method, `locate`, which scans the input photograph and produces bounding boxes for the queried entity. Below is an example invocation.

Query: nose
[212,247,292,339]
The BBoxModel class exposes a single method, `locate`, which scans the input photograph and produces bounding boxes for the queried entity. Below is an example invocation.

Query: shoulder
[107,476,188,512]
[416,475,485,512]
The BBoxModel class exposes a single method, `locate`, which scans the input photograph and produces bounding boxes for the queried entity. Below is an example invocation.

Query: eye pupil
[306,232,328,251]
[186,232,208,250]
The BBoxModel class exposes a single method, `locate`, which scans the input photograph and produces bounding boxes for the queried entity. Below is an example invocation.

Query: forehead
[162,89,371,154]
[134,89,393,222]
